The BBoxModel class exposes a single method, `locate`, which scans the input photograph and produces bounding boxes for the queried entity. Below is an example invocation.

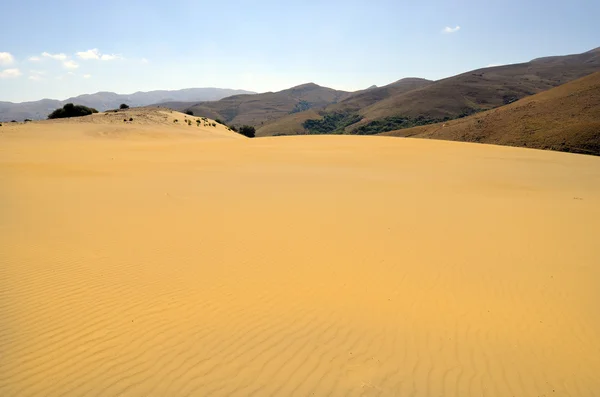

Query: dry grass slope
[382,71,600,155]
[257,48,600,136]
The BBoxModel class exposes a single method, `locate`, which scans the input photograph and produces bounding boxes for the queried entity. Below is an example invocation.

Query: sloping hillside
[381,71,600,155]
[161,83,351,127]
[257,78,432,137]
[257,48,600,136]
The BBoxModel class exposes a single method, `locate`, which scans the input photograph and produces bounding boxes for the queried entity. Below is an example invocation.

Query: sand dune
[1,120,600,396]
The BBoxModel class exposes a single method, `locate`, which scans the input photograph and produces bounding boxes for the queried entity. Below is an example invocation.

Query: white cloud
[42,52,67,61]
[76,48,121,61]
[29,56,41,61]
[29,75,41,81]
[100,54,120,61]
[63,60,79,69]
[0,52,14,65]
[442,26,461,34]
[141,58,149,64]
[0,68,22,78]
[76,48,101,60]
[83,74,91,79]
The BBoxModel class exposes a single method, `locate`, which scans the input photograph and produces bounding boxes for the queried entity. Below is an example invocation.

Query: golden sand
[1,115,599,396]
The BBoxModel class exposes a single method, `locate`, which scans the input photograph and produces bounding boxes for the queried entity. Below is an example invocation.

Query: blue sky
[1,0,598,102]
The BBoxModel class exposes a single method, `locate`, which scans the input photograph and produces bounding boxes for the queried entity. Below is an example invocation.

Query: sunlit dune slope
[1,127,599,396]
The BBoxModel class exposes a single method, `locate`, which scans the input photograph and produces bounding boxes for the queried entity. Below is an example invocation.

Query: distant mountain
[0,88,256,121]
[382,71,600,156]
[158,83,352,127]
[256,78,433,136]
[257,48,600,136]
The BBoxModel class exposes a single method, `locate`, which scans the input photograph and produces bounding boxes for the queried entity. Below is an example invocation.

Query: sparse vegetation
[119,104,130,110]
[174,119,178,123]
[238,125,256,138]
[290,100,311,114]
[129,117,133,122]
[302,112,363,134]
[352,115,448,135]
[48,103,98,119]
[211,122,216,127]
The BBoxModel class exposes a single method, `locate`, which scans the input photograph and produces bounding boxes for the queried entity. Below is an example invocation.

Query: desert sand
[1,112,600,396]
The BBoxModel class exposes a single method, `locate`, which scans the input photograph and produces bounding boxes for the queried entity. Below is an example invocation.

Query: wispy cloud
[76,48,121,61]
[442,26,461,34]
[83,74,91,79]
[28,70,46,81]
[0,68,22,78]
[0,52,15,65]
[29,56,41,62]
[42,52,67,61]
[141,58,149,64]
[100,54,120,61]
[76,48,101,60]
[63,60,79,69]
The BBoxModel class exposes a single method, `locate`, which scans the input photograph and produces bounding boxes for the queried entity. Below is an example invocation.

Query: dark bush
[230,125,238,132]
[185,110,194,116]
[24,119,32,122]
[48,103,98,119]
[120,103,129,109]
[238,125,255,138]
[211,122,216,127]
[215,118,225,125]
[129,117,133,121]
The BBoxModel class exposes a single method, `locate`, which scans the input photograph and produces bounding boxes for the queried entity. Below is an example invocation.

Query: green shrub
[238,125,255,138]
[302,112,363,134]
[120,103,129,110]
[48,103,98,119]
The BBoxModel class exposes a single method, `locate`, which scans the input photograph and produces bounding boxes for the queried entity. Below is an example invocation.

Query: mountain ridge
[0,87,256,121]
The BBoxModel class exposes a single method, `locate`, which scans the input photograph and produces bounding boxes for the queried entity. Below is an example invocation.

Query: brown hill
[257,48,600,136]
[381,71,600,155]
[257,78,433,137]
[159,83,351,127]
